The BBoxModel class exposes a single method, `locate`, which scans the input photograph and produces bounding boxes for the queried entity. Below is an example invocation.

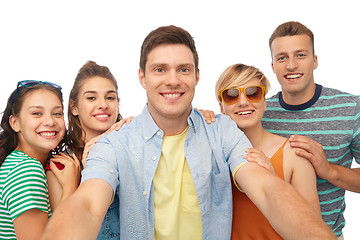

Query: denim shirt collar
[140,104,198,140]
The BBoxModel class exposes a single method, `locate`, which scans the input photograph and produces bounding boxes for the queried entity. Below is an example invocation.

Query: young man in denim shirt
[42,25,335,240]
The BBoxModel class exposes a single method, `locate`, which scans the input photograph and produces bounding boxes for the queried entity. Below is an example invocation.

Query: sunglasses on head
[219,85,265,105]
[17,80,62,90]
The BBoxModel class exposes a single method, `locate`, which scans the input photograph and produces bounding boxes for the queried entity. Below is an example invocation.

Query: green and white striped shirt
[0,150,51,239]
[262,84,360,237]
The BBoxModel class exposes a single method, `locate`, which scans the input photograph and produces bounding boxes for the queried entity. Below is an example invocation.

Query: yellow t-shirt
[153,126,202,240]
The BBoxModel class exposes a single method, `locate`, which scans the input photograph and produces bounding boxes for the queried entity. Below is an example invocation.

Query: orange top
[231,139,288,240]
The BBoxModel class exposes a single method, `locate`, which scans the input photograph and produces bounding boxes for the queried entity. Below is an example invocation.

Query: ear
[271,62,275,73]
[263,97,267,112]
[139,68,146,89]
[70,100,79,116]
[313,55,318,70]
[9,115,20,132]
[195,69,200,86]
[219,102,225,114]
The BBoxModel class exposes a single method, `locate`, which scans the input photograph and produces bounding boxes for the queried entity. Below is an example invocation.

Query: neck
[281,83,316,105]
[148,108,191,136]
[242,123,270,149]
[155,117,189,136]
[16,146,48,166]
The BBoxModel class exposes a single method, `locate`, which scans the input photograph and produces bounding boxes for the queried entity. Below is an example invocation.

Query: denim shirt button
[152,156,156,161]
[156,131,161,136]
[143,191,147,196]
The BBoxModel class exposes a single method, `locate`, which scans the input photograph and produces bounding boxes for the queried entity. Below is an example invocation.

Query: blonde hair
[215,63,270,103]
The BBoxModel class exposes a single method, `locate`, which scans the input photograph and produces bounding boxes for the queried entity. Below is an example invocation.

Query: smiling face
[139,44,199,126]
[10,89,65,161]
[71,76,119,141]
[271,34,318,104]
[220,77,266,131]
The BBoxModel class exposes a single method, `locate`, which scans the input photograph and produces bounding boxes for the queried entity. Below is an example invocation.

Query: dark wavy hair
[67,61,122,162]
[0,83,67,166]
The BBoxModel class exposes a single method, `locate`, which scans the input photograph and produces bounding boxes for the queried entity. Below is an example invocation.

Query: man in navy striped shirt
[262,21,360,239]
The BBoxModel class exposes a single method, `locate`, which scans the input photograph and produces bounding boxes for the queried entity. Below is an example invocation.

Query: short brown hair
[269,21,315,55]
[139,25,199,73]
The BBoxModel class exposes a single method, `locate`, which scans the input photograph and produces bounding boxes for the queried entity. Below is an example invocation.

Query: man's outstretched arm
[41,179,113,240]
[235,162,336,240]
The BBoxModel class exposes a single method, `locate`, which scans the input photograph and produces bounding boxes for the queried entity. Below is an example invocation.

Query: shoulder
[283,141,313,171]
[321,86,359,101]
[2,151,43,172]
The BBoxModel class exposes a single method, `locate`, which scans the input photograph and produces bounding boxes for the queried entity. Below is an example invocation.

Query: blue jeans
[97,192,120,239]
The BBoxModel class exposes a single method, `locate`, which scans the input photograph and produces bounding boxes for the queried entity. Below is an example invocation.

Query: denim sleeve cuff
[81,167,119,195]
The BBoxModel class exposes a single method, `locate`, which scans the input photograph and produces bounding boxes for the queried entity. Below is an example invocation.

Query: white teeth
[40,132,56,137]
[285,74,302,79]
[237,111,252,115]
[95,114,109,118]
[163,93,181,99]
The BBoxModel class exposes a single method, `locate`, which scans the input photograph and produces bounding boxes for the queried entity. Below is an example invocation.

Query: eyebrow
[83,90,117,95]
[179,64,195,69]
[275,49,311,57]
[28,105,63,110]
[148,63,195,69]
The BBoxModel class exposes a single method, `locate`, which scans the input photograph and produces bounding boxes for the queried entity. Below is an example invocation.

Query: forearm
[262,179,335,239]
[326,165,360,192]
[41,179,112,240]
[41,193,103,240]
[46,171,62,211]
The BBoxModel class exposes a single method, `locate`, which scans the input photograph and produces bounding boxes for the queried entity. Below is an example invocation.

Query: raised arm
[235,162,335,240]
[41,178,113,240]
[289,135,360,193]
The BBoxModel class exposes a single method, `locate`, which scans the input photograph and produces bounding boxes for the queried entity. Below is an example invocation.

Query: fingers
[108,116,135,132]
[124,116,134,125]
[244,148,276,175]
[50,154,81,171]
[196,108,216,124]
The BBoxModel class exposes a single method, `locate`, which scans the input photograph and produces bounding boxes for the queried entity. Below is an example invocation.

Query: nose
[97,98,109,110]
[237,92,249,106]
[165,69,181,86]
[286,57,298,71]
[43,113,56,126]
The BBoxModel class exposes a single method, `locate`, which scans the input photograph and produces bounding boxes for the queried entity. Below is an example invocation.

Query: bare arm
[289,135,360,192]
[46,153,81,211]
[283,143,321,215]
[41,179,113,240]
[46,170,63,211]
[13,209,48,240]
[235,162,335,240]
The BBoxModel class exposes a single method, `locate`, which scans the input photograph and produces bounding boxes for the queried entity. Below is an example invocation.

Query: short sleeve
[351,96,360,163]
[81,134,120,193]
[219,115,252,173]
[2,159,50,220]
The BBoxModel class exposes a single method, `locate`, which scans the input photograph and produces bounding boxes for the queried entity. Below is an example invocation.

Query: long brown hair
[0,83,66,166]
[67,61,122,161]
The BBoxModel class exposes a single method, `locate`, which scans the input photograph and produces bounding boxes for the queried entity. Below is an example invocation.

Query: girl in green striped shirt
[0,81,80,240]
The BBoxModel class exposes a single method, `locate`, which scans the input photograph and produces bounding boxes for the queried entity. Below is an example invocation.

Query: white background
[1,1,359,238]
